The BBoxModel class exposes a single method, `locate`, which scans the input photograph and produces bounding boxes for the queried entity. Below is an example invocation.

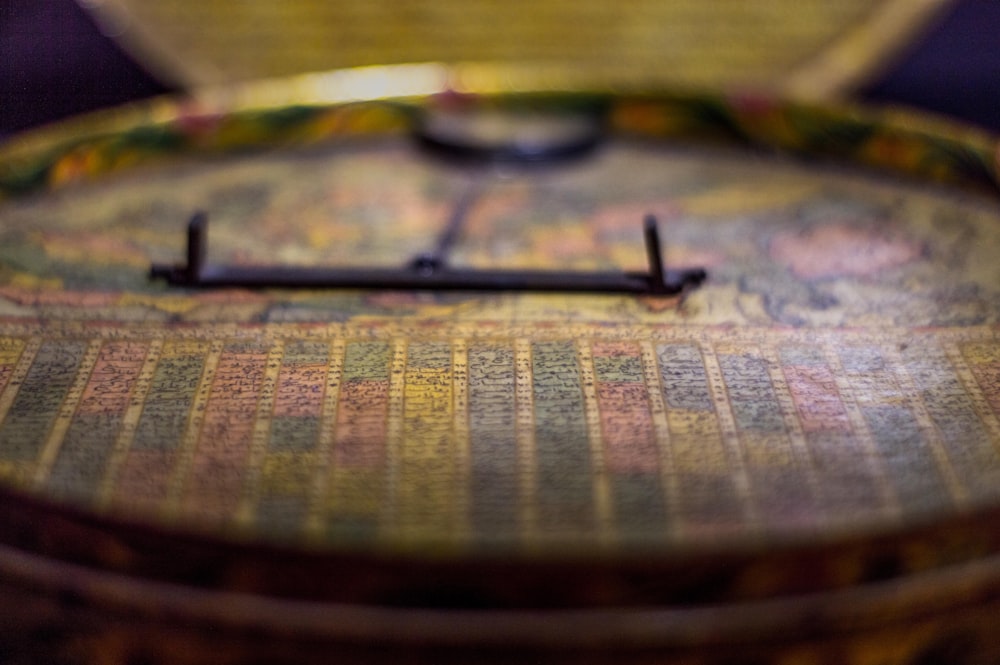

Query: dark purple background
[1,0,999,137]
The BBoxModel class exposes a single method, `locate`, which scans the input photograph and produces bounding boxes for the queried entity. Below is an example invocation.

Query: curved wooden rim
[3,532,1000,649]
[3,462,1000,609]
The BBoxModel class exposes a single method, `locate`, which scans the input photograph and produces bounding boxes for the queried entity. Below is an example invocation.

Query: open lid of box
[80,0,953,99]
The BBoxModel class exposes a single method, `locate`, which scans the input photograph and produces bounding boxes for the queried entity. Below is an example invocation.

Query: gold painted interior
[80,0,953,98]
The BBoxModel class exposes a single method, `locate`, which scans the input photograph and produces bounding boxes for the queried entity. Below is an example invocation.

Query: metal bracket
[150,212,706,296]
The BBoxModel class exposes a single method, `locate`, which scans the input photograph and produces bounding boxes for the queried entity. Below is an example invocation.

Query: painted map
[1,133,999,554]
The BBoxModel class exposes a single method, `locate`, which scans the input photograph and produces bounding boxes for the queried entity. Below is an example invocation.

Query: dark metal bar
[410,175,487,273]
[157,263,704,293]
[150,213,707,295]
[643,214,665,287]
[641,214,707,295]
[186,211,208,282]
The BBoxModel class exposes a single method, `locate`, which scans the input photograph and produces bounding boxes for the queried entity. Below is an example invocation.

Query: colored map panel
[0,338,27,481]
[181,342,269,524]
[839,345,952,515]
[257,341,331,535]
[532,341,595,537]
[0,338,24,396]
[392,341,464,544]
[326,341,390,541]
[47,341,149,501]
[592,341,666,539]
[964,343,1000,418]
[0,340,88,464]
[335,342,390,467]
[718,349,816,528]
[904,344,1000,502]
[467,344,519,540]
[781,348,851,434]
[656,343,743,534]
[113,341,207,512]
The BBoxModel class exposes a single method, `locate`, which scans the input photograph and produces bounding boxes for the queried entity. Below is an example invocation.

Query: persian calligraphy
[0,322,998,553]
